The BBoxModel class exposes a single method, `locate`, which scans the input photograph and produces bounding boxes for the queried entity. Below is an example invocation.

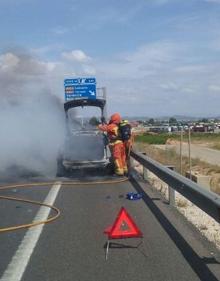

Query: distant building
[149,126,171,133]
[192,125,214,133]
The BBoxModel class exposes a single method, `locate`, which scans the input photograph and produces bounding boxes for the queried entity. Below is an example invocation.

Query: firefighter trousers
[110,141,127,175]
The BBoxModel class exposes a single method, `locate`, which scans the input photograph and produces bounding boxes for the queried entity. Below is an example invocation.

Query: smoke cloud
[0,50,65,179]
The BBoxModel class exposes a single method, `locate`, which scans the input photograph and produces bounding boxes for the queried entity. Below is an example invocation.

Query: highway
[0,176,220,281]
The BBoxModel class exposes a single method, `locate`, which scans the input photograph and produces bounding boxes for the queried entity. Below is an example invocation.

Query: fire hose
[0,177,128,233]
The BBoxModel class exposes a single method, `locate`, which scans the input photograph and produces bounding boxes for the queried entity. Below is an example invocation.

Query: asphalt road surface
[0,176,220,281]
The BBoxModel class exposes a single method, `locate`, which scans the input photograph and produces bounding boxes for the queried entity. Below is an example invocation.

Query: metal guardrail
[130,149,220,223]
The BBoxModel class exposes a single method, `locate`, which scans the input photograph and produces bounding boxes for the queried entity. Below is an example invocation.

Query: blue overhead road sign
[64,77,96,101]
[64,78,96,86]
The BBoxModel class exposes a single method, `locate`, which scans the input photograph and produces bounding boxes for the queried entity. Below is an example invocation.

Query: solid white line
[0,182,62,281]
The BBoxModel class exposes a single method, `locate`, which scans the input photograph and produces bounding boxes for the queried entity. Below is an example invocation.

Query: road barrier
[130,149,220,223]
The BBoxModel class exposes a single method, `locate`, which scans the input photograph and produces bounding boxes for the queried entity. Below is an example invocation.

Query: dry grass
[176,198,188,208]
[211,143,220,150]
[134,142,220,195]
[198,224,208,231]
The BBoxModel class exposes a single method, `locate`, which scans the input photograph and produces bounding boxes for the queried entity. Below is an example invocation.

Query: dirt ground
[134,142,220,195]
[158,141,220,167]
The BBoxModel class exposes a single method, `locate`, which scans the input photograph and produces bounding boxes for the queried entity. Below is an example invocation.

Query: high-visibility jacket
[99,122,127,175]
[98,123,122,144]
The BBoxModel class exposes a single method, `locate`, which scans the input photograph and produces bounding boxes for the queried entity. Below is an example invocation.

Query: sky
[0,0,220,117]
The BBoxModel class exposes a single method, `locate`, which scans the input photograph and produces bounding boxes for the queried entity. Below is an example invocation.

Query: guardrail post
[143,167,149,180]
[130,150,220,223]
[166,166,175,206]
[129,153,134,169]
[142,153,149,180]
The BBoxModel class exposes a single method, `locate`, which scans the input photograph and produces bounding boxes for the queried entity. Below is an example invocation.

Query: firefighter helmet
[110,113,121,124]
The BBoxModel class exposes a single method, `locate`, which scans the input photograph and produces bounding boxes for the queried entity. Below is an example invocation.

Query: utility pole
[180,128,183,175]
[188,126,192,180]
[102,87,107,121]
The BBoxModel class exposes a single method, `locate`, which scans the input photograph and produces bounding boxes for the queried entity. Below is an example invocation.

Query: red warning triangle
[104,207,143,239]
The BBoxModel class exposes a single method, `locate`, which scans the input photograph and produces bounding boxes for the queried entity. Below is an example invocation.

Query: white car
[56,98,112,177]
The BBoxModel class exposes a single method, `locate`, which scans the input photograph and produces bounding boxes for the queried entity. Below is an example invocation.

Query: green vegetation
[169,117,178,125]
[181,133,220,142]
[89,116,100,126]
[135,132,220,146]
[134,133,170,144]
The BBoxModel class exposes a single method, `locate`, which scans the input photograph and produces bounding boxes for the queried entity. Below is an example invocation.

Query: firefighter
[119,119,133,169]
[98,113,127,176]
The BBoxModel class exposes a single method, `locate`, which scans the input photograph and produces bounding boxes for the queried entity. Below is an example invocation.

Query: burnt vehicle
[56,91,112,177]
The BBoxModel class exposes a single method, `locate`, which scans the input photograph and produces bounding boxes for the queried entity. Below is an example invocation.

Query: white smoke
[0,50,65,179]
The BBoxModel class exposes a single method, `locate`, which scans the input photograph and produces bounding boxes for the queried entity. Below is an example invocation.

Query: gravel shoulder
[134,161,220,251]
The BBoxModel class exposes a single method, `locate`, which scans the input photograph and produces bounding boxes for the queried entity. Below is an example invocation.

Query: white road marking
[0,182,62,281]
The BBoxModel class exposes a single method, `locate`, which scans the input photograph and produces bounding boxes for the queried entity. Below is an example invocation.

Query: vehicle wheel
[105,162,114,175]
[56,158,66,177]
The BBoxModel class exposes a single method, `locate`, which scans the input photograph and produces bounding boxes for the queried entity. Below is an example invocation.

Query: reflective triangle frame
[106,207,142,239]
[104,207,143,260]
